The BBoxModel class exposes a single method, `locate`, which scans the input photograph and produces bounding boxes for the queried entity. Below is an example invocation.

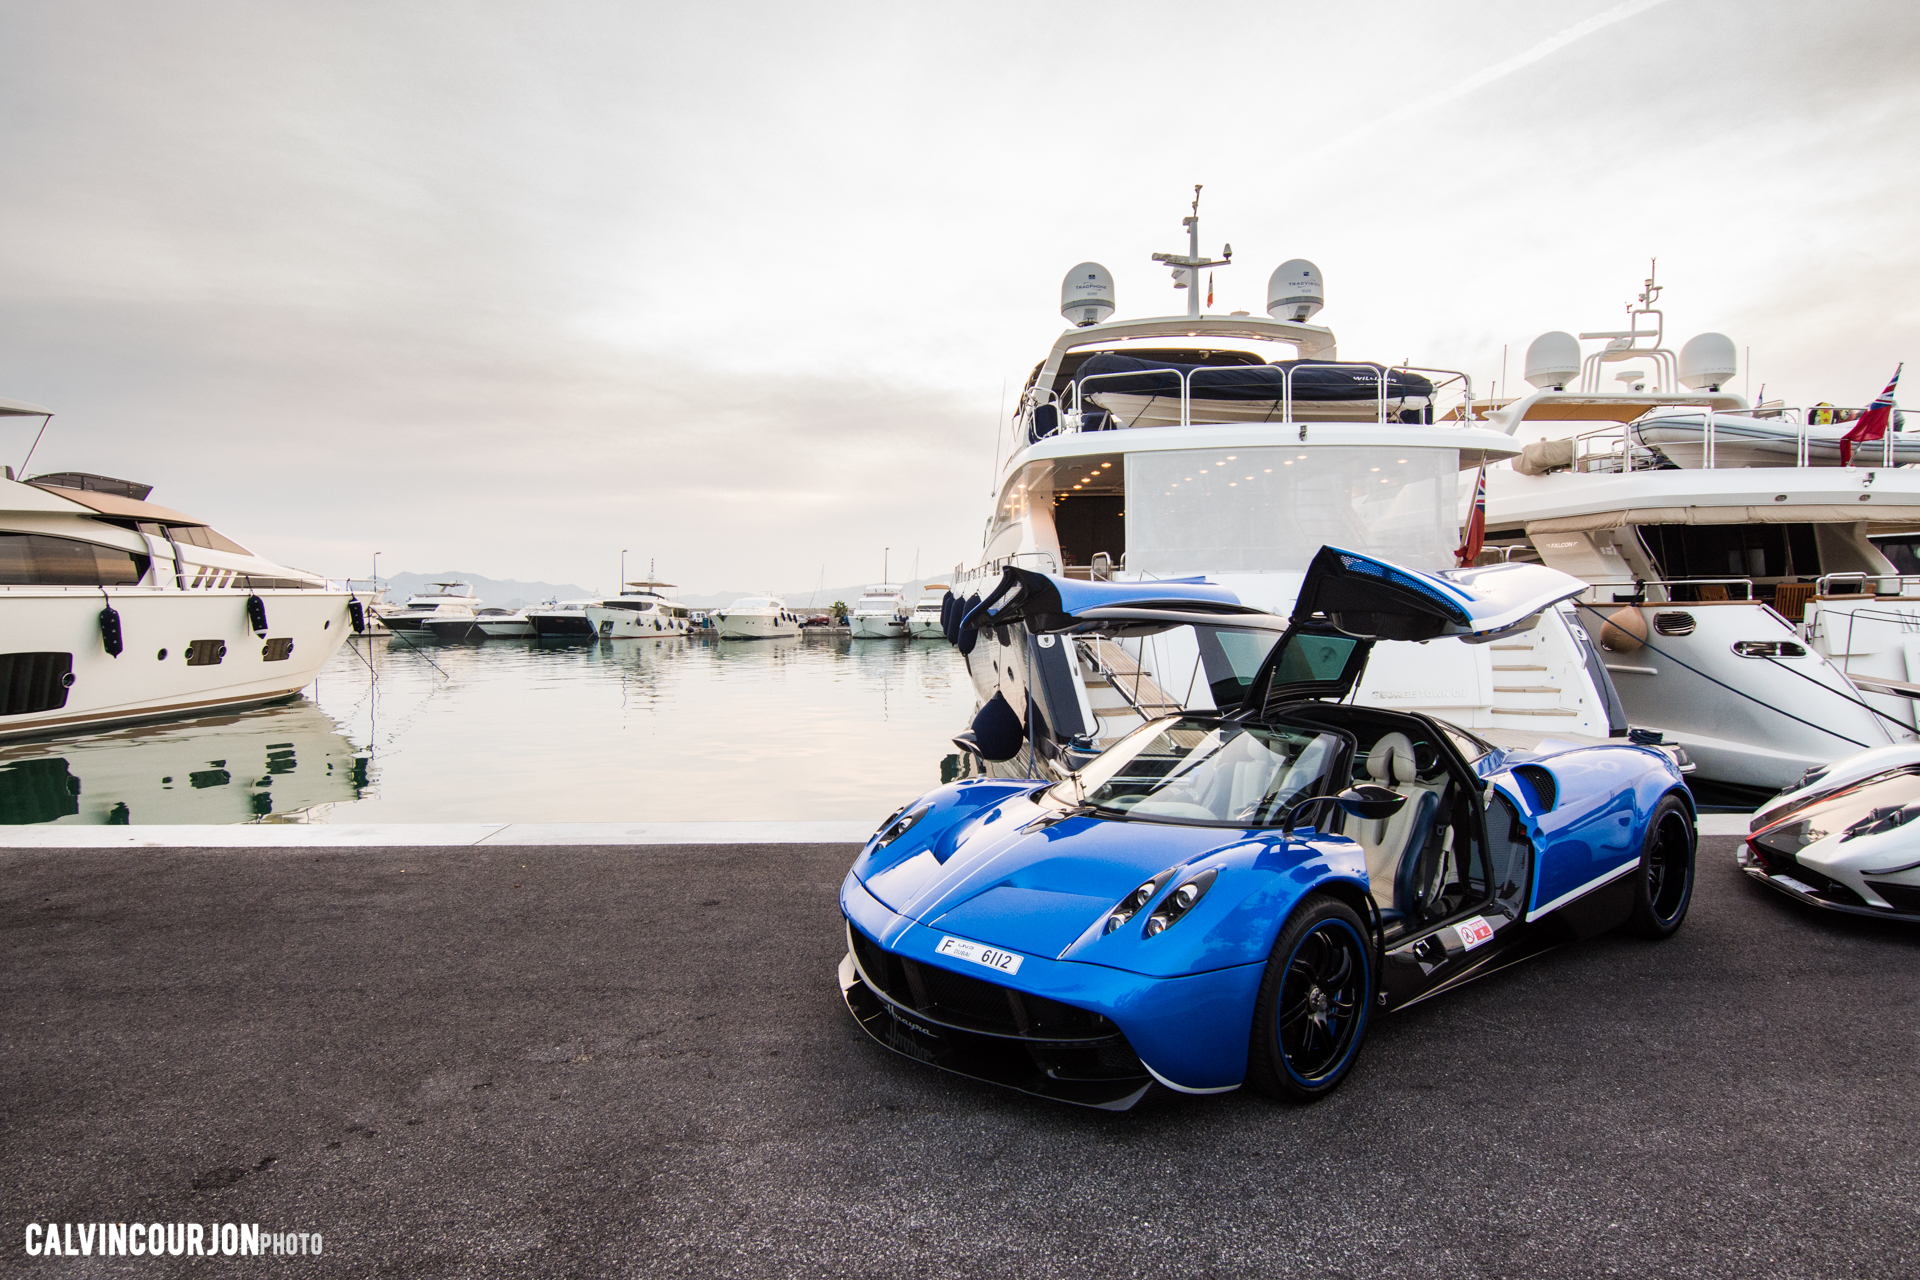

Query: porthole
[156,648,168,661]
[324,620,331,630]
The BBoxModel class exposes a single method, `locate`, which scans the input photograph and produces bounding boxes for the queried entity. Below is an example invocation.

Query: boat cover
[1631,412,1920,469]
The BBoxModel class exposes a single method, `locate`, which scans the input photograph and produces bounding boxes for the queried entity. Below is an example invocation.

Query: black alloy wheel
[1248,895,1373,1102]
[1626,793,1695,938]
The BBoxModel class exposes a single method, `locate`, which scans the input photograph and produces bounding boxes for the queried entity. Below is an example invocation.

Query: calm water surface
[0,633,975,824]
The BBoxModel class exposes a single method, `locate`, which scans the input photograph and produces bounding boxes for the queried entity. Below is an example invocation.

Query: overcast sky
[2,0,1916,595]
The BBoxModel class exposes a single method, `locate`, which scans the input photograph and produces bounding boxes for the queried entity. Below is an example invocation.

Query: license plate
[934,935,1024,975]
[1772,874,1818,895]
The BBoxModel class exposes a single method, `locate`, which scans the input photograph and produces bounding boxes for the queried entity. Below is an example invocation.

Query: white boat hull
[1571,599,1898,791]
[849,614,906,639]
[0,587,352,741]
[474,618,534,638]
[584,606,692,638]
[717,612,799,639]
[908,617,946,639]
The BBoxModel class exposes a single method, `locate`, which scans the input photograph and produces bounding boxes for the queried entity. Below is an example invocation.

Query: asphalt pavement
[2,835,1916,1278]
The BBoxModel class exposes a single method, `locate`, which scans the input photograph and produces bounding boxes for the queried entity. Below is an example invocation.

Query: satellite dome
[1679,332,1738,391]
[1524,331,1583,391]
[1061,263,1115,327]
[1267,260,1324,322]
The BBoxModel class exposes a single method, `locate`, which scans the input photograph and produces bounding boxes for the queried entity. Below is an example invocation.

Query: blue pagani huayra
[839,547,1698,1109]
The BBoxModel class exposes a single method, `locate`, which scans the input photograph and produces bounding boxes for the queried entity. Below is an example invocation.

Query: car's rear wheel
[1626,793,1695,938]
[1247,895,1373,1102]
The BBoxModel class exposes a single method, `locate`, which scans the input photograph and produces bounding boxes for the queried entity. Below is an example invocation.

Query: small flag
[1456,464,1488,567]
[1839,363,1904,466]
[1206,272,1214,309]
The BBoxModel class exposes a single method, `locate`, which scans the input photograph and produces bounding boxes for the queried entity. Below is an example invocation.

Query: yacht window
[166,524,251,555]
[0,534,147,586]
[1070,716,1346,828]
[1125,446,1457,575]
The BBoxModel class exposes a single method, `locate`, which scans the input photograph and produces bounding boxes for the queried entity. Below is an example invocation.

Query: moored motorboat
[714,596,800,638]
[473,608,534,638]
[0,411,353,739]
[848,583,907,638]
[907,584,950,639]
[584,580,692,638]
[526,599,602,640]
[380,581,481,632]
[945,196,1615,780]
[1479,266,1917,792]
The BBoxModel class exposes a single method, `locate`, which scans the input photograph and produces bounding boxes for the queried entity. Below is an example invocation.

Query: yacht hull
[583,607,691,638]
[0,588,352,741]
[717,614,799,639]
[849,615,905,639]
[474,619,534,638]
[529,615,596,639]
[1569,600,1895,791]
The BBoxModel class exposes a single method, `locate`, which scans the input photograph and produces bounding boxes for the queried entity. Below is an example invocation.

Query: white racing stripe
[1526,858,1640,922]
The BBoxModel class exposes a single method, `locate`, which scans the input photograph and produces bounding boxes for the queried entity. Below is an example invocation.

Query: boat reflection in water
[0,698,367,825]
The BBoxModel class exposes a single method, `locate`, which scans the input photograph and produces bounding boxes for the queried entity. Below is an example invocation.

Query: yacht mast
[1152,185,1231,319]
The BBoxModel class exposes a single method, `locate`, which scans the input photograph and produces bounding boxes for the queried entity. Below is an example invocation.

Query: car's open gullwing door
[960,567,1284,639]
[1244,547,1588,710]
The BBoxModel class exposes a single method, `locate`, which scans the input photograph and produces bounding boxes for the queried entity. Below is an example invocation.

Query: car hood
[859,804,1258,960]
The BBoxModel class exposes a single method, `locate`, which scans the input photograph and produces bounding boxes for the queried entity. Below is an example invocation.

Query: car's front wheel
[1625,793,1695,939]
[1247,894,1373,1102]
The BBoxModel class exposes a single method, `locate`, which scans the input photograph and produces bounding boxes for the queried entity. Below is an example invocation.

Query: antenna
[1151,184,1232,319]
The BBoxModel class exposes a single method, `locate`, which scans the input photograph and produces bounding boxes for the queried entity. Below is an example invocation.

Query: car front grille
[1865,880,1920,913]
[842,923,1152,1108]
[848,927,1117,1040]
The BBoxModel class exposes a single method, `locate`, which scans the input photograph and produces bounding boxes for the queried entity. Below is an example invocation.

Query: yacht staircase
[1486,619,1585,726]
[1076,639,1182,747]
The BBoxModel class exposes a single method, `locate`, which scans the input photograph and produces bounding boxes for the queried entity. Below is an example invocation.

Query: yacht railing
[1575,577,1759,605]
[1031,362,1476,436]
[1814,572,1920,598]
[1554,404,1902,473]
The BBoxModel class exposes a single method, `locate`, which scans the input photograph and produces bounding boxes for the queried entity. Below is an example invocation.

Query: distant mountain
[377,571,596,611]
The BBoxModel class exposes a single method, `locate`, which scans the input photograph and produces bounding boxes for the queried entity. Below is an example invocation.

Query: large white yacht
[714,596,800,639]
[0,403,352,739]
[584,581,693,638]
[948,197,1622,775]
[1479,267,1918,793]
[848,583,908,638]
[907,583,950,639]
[380,581,481,632]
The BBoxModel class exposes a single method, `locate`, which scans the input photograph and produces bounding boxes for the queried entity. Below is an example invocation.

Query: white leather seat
[1353,732,1446,910]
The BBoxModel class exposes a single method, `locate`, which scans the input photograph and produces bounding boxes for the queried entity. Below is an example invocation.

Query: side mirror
[1335,784,1407,822]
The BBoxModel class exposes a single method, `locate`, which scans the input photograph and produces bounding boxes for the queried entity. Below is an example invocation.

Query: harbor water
[0,633,975,825]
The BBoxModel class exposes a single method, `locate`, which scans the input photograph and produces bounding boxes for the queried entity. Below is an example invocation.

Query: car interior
[1286,707,1496,939]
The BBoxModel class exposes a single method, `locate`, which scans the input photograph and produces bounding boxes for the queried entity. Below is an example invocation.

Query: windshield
[1067,716,1346,827]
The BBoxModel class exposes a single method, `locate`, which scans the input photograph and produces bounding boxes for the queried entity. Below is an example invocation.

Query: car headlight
[872,803,932,849]
[1103,869,1178,935]
[1842,801,1920,842]
[1142,868,1219,937]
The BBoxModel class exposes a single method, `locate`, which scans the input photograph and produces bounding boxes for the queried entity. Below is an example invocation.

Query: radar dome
[1524,331,1583,390]
[1061,263,1115,327]
[1267,260,1324,322]
[1679,332,1738,391]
